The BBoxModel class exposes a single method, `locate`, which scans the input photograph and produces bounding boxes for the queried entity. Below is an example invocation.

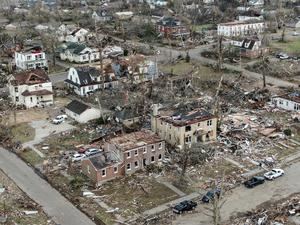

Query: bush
[284,129,292,136]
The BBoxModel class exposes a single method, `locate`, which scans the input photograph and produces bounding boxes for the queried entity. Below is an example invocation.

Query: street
[173,160,300,225]
[0,148,96,225]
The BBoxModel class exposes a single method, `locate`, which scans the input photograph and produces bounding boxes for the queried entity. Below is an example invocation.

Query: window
[151,145,155,151]
[101,169,106,177]
[82,55,87,60]
[169,134,171,140]
[143,147,147,154]
[127,151,131,158]
[207,120,212,126]
[114,166,118,173]
[185,125,191,132]
[279,100,283,105]
[185,136,191,143]
[158,154,162,160]
[14,87,18,93]
[143,159,147,167]
[286,101,288,106]
[151,156,155,162]
[27,55,31,61]
[15,96,19,102]
[30,97,33,103]
[127,163,131,171]
[198,123,200,127]
[134,150,138,156]
[134,161,139,168]
[158,142,162,149]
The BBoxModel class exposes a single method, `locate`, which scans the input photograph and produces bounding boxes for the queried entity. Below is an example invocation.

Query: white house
[59,42,100,63]
[8,69,53,108]
[65,28,89,43]
[65,67,118,96]
[272,93,300,112]
[248,0,264,7]
[15,46,48,70]
[217,21,264,37]
[65,100,101,123]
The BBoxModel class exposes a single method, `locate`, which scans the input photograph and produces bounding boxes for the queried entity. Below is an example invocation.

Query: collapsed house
[82,130,165,186]
[151,104,217,147]
[272,92,300,112]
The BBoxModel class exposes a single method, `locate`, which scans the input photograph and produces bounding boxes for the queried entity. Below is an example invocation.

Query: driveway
[173,160,300,225]
[0,148,96,225]
[23,120,75,157]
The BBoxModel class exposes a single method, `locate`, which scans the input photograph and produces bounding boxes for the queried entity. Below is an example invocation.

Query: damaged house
[151,105,217,147]
[272,92,300,112]
[82,130,165,186]
[65,100,101,123]
[8,69,53,108]
[65,67,118,96]
[156,17,190,39]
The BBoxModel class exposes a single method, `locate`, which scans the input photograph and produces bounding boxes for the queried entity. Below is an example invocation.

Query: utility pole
[94,19,104,91]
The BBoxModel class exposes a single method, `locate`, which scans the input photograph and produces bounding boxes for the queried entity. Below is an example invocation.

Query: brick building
[82,130,165,186]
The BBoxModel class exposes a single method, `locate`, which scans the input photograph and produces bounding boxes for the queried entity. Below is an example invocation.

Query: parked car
[264,169,284,180]
[201,188,221,203]
[244,176,265,188]
[173,200,197,214]
[52,115,67,124]
[85,148,102,157]
[72,153,85,162]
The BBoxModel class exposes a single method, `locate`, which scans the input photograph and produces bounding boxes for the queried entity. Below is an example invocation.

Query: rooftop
[65,100,90,115]
[219,20,264,26]
[156,108,215,127]
[85,152,120,170]
[11,69,50,86]
[107,130,163,151]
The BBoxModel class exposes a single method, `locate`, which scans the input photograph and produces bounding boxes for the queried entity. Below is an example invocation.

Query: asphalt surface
[173,160,300,225]
[0,148,96,225]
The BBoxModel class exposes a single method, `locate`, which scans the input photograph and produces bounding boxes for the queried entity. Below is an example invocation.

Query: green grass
[11,123,35,143]
[271,39,300,54]
[19,149,43,166]
[159,61,194,75]
[192,24,213,32]
[94,175,178,218]
[95,208,116,225]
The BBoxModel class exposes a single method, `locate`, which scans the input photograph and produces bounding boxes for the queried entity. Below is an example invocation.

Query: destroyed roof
[11,69,50,85]
[21,89,53,96]
[157,17,183,27]
[65,67,101,87]
[115,107,141,121]
[156,108,215,126]
[65,100,90,115]
[274,92,300,104]
[107,130,163,151]
[62,42,87,54]
[86,153,120,170]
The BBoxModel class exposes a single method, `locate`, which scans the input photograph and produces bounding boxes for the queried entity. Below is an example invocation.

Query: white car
[85,148,102,157]
[52,115,67,124]
[264,169,284,180]
[72,153,85,162]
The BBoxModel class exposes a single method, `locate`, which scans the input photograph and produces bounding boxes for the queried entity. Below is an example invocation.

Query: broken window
[185,125,191,132]
[14,87,18,93]
[151,145,155,151]
[114,166,118,173]
[134,150,138,156]
[158,154,162,160]
[30,97,33,103]
[134,161,138,168]
[127,151,131,158]
[143,159,147,167]
[185,136,191,143]
[15,96,19,102]
[127,163,131,170]
[151,156,155,162]
[207,120,212,126]
[158,143,162,149]
[143,147,147,154]
[102,169,106,177]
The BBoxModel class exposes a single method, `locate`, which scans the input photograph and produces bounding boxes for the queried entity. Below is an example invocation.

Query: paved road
[173,160,300,225]
[0,148,96,225]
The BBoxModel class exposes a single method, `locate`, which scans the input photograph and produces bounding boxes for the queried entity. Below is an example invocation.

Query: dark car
[172,200,197,214]
[201,188,221,203]
[244,176,265,188]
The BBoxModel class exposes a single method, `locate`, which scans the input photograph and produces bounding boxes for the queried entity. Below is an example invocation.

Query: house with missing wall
[272,92,300,112]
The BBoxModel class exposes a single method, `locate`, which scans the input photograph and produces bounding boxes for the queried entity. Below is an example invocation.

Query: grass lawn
[271,39,300,54]
[94,175,178,218]
[19,149,43,166]
[159,61,194,75]
[193,24,213,32]
[11,123,35,143]
[95,208,116,225]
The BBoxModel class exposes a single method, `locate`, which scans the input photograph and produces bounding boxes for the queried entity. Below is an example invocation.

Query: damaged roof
[157,108,215,127]
[107,130,163,151]
[11,69,50,86]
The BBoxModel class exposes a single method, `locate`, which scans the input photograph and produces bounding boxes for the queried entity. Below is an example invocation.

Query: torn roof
[107,130,163,151]
[156,107,215,127]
